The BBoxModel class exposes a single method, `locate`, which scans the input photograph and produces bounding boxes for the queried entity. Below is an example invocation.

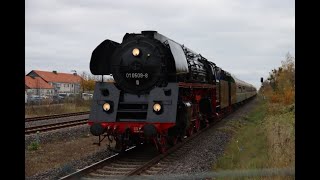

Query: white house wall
[50,82,80,94]
[26,89,54,96]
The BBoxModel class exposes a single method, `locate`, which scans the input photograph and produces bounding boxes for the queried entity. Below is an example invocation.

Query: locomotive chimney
[141,30,157,38]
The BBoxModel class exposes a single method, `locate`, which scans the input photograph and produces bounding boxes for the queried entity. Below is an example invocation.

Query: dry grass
[213,98,295,180]
[25,134,114,177]
[25,100,92,117]
[264,104,295,169]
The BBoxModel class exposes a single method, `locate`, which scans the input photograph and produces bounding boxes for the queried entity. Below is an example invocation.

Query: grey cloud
[26,0,294,89]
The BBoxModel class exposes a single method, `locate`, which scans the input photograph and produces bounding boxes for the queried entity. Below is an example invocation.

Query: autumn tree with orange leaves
[80,71,96,93]
[260,53,295,105]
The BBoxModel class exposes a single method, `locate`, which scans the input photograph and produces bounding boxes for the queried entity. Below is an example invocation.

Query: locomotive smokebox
[143,124,157,137]
[90,123,105,136]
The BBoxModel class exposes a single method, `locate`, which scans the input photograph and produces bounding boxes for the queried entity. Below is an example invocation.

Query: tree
[80,71,96,93]
[260,52,295,104]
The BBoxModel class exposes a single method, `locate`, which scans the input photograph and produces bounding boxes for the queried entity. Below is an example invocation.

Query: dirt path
[25,134,112,177]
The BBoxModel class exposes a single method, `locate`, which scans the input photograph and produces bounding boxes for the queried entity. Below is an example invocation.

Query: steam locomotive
[88,31,256,153]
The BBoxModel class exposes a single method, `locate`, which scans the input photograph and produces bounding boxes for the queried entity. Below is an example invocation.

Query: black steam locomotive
[88,31,256,153]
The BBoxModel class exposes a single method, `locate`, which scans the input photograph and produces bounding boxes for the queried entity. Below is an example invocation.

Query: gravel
[158,130,231,176]
[156,98,258,179]
[25,146,115,180]
[25,125,90,149]
[25,114,91,149]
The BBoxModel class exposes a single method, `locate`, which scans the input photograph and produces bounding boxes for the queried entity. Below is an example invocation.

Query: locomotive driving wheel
[112,135,127,153]
[167,135,179,146]
[187,121,194,137]
[154,134,168,153]
[200,114,209,129]
[195,117,201,132]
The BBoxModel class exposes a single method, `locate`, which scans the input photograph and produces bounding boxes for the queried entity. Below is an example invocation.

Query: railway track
[25,111,90,122]
[25,119,88,135]
[59,113,225,180]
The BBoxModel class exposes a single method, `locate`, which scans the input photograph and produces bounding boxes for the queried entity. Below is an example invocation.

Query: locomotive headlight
[132,48,140,56]
[153,103,161,112]
[102,103,111,112]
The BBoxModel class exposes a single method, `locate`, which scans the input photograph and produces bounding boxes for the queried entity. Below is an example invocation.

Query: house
[25,76,54,96]
[26,70,83,95]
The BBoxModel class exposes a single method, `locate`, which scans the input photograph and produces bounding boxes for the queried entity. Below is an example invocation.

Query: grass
[264,103,295,169]
[25,100,92,117]
[213,97,295,180]
[214,100,268,170]
[28,141,40,151]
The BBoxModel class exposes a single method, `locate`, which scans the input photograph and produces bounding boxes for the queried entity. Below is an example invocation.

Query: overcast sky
[26,0,294,89]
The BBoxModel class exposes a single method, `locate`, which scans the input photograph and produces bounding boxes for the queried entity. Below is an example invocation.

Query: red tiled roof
[31,70,83,83]
[25,76,53,89]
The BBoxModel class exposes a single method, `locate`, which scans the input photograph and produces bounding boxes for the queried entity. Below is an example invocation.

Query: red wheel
[167,136,178,146]
[154,135,168,153]
[158,136,168,153]
[195,118,201,132]
[187,124,194,137]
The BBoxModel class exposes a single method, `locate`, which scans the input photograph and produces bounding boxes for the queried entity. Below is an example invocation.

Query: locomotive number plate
[125,73,149,79]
